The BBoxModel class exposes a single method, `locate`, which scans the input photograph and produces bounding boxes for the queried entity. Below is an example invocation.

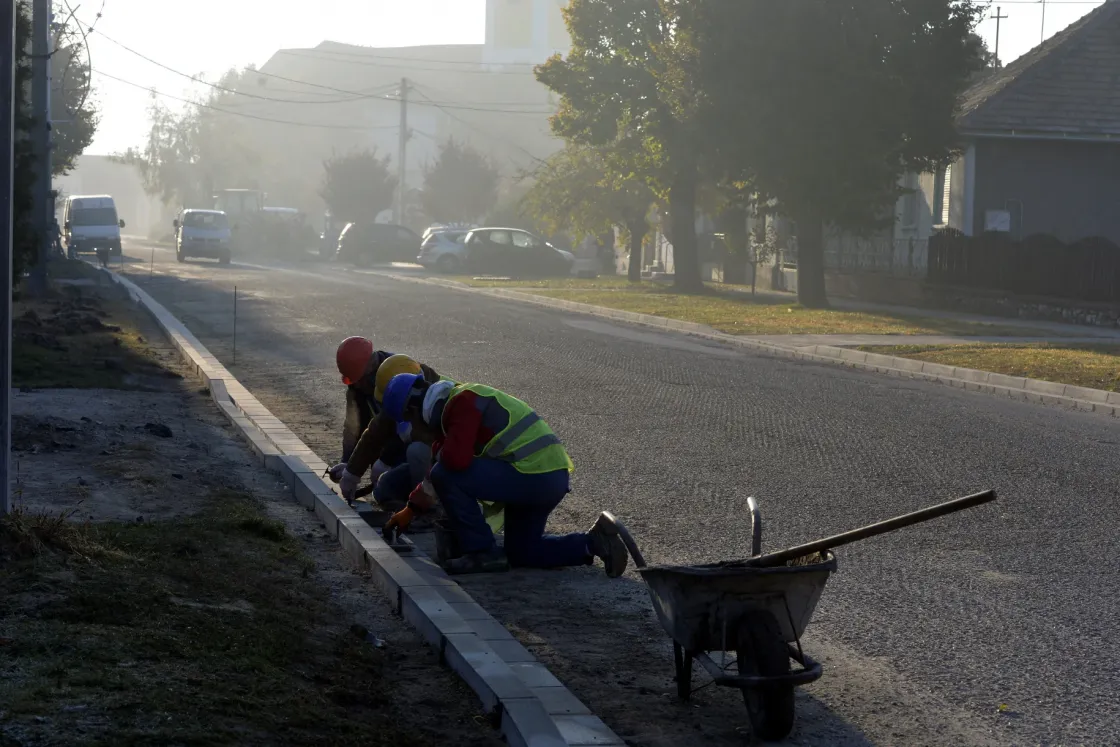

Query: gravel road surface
[117,243,1120,746]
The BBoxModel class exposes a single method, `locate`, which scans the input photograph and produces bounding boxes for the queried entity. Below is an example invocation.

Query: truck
[212,189,313,258]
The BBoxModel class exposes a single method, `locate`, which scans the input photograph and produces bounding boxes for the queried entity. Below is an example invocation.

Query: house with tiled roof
[925,0,1120,244]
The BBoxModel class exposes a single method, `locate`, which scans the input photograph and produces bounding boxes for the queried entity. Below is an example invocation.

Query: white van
[63,195,124,259]
[173,209,232,264]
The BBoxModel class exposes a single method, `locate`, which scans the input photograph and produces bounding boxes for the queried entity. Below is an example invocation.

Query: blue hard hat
[382,372,426,423]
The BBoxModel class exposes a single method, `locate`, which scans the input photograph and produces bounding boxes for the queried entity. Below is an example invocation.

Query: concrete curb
[98,267,625,747]
[368,271,1120,419]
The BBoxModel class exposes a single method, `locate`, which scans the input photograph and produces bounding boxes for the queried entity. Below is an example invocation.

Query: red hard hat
[336,336,374,386]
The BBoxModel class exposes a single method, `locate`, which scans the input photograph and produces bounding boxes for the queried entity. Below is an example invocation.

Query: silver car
[417,229,470,273]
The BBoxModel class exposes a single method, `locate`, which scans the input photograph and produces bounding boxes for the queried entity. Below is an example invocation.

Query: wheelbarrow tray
[638,552,836,652]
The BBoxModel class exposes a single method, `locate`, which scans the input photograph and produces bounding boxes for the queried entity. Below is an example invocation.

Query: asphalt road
[117,242,1120,746]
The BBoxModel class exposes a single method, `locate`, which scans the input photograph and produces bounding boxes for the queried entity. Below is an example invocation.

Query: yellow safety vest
[445,384,574,534]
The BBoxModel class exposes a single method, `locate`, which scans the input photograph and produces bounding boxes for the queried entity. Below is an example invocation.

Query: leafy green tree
[536,0,710,291]
[420,138,499,224]
[524,141,654,281]
[125,69,263,208]
[692,0,984,307]
[319,149,397,224]
[49,7,98,175]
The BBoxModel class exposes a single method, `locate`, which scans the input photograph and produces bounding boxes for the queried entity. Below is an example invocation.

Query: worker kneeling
[382,373,628,577]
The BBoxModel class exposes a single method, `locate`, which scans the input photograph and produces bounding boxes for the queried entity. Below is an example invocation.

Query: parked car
[174,209,232,264]
[417,229,470,272]
[337,222,422,266]
[461,227,575,277]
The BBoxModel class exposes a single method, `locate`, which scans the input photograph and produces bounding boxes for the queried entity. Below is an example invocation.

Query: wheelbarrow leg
[673,643,693,701]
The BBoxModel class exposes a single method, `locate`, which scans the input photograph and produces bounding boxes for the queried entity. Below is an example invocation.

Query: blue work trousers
[374,442,432,507]
[429,459,590,569]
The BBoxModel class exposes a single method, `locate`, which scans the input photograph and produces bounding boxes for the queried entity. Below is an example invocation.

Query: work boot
[443,548,510,576]
[587,513,629,578]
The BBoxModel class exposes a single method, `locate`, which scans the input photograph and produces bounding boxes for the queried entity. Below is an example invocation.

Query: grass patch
[519,286,1040,337]
[858,343,1120,392]
[13,261,176,389]
[0,490,436,746]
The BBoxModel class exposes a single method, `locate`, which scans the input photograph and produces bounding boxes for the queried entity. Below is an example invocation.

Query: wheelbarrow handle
[742,489,997,568]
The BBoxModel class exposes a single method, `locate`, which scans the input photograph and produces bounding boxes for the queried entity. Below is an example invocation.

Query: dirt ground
[1,266,501,747]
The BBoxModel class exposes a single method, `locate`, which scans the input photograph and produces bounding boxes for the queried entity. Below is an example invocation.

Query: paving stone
[500,698,567,747]
[444,633,532,713]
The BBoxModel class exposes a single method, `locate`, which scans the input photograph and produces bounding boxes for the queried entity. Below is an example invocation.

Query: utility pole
[395,77,408,225]
[1040,0,1047,44]
[991,6,1008,66]
[1,0,15,517]
[28,0,50,296]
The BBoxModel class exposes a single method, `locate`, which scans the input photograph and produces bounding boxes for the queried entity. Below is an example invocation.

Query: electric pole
[29,0,50,296]
[395,77,408,225]
[1,0,15,517]
[991,6,1008,67]
[1040,0,1047,43]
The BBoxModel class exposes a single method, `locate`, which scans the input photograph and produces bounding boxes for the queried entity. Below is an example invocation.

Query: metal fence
[824,235,929,278]
[927,230,1120,304]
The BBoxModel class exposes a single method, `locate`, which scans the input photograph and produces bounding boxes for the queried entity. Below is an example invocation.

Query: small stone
[171,473,184,480]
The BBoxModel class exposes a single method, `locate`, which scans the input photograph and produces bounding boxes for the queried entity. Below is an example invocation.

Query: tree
[692,0,985,307]
[536,0,711,291]
[523,141,654,281]
[124,68,263,208]
[49,5,98,175]
[420,139,499,224]
[319,149,397,224]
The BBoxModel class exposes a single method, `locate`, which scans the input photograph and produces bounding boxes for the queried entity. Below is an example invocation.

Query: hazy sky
[80,0,1105,155]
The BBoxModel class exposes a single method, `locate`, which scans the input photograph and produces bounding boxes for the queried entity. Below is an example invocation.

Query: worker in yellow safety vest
[380,373,629,577]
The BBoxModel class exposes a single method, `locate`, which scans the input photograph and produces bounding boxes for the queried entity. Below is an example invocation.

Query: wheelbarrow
[601,489,996,742]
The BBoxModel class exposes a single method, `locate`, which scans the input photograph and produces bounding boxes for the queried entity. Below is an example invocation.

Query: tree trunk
[626,220,646,282]
[669,167,703,292]
[795,212,828,308]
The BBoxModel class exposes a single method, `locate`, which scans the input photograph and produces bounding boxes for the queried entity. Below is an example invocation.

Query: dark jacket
[341,351,440,474]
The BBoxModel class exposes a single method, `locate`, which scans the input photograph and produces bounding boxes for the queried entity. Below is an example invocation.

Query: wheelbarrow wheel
[737,611,795,742]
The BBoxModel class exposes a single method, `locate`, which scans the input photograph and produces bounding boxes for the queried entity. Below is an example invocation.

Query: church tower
[484,0,570,65]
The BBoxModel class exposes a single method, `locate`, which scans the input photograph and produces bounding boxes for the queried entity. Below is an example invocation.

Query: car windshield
[70,207,118,227]
[183,213,229,229]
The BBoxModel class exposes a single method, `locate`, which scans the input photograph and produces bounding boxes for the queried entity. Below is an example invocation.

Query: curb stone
[365,270,1120,419]
[97,266,625,747]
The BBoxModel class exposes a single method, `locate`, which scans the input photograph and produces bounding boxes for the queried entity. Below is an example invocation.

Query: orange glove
[384,506,415,537]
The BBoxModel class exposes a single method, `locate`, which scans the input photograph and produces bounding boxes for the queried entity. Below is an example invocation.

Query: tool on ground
[604,489,997,742]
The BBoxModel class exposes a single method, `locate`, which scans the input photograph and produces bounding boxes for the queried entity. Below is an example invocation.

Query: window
[900,173,919,228]
[512,232,536,248]
[70,207,118,227]
[933,164,953,226]
[183,212,229,229]
[489,231,512,245]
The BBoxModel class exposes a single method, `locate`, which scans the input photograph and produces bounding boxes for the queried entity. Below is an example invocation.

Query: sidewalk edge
[100,266,625,747]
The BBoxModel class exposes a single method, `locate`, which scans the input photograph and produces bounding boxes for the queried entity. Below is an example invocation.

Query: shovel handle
[744,489,997,568]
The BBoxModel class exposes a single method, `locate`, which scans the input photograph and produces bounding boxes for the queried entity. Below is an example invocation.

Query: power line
[76,18,403,106]
[412,86,547,164]
[92,68,398,131]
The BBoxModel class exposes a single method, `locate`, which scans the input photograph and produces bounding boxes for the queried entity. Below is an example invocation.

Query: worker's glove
[327,463,347,483]
[384,505,415,536]
[338,469,362,502]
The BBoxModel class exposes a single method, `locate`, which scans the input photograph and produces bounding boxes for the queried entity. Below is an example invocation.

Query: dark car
[462,228,575,277]
[336,222,422,266]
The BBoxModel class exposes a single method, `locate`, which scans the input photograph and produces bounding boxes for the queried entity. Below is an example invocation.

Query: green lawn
[523,286,1043,337]
[858,343,1120,392]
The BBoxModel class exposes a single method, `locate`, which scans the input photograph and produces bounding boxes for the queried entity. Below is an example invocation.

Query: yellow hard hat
[374,354,423,403]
